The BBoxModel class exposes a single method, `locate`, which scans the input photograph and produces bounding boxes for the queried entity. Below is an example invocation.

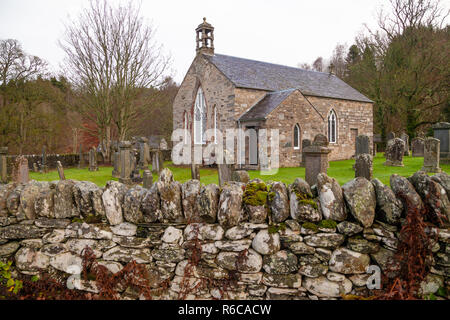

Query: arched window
[328,109,337,143]
[194,87,206,144]
[213,106,217,144]
[293,124,300,149]
[183,112,188,143]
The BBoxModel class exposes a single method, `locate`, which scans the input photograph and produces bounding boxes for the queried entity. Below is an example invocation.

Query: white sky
[0,0,405,83]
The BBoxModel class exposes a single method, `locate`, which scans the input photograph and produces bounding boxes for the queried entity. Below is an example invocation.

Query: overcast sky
[0,0,419,83]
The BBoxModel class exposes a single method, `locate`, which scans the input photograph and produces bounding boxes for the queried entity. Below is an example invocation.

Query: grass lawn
[30,153,449,187]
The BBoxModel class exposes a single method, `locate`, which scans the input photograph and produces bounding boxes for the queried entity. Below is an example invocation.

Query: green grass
[30,153,449,187]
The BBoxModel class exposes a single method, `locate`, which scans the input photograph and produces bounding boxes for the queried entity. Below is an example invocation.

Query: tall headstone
[0,147,7,184]
[387,132,395,141]
[421,137,441,173]
[78,144,85,168]
[138,137,150,169]
[191,163,200,180]
[130,151,142,183]
[218,164,234,187]
[384,138,405,167]
[119,141,132,184]
[14,156,29,184]
[400,132,410,156]
[355,153,373,180]
[151,150,164,174]
[303,134,331,186]
[411,137,425,157]
[56,161,66,180]
[432,122,450,164]
[143,170,153,189]
[355,135,370,156]
[300,139,311,167]
[33,163,39,173]
[112,151,120,178]
[41,146,48,173]
[88,148,98,171]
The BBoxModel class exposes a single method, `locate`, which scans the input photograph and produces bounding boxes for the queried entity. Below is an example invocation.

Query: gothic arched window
[194,87,206,144]
[328,109,337,143]
[183,111,188,143]
[293,124,300,149]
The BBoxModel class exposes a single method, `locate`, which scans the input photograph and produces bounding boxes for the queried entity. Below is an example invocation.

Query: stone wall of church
[306,96,373,161]
[234,88,267,120]
[172,55,236,143]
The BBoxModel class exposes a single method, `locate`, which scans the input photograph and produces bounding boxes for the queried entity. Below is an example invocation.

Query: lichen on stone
[243,182,269,207]
[302,222,319,232]
[318,219,337,229]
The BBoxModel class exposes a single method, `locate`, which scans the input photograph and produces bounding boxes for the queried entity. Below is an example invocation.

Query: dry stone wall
[0,168,449,300]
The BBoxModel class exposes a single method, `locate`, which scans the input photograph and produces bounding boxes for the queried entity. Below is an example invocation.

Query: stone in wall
[123,186,148,223]
[182,179,202,222]
[342,177,376,228]
[73,181,105,218]
[371,178,403,225]
[141,184,161,223]
[316,173,346,221]
[268,182,290,223]
[217,182,245,228]
[289,178,321,222]
[196,184,219,223]
[156,168,183,223]
[102,181,129,225]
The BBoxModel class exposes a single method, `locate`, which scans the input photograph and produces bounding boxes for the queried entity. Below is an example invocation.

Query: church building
[173,18,373,168]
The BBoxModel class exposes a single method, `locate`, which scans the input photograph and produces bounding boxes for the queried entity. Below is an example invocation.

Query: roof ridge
[212,53,333,76]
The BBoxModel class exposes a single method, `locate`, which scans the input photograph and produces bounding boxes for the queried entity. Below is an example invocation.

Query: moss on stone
[302,222,319,232]
[268,222,286,234]
[71,217,83,223]
[243,182,268,206]
[298,199,318,210]
[318,219,337,229]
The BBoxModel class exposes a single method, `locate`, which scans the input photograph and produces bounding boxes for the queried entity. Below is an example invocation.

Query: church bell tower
[196,18,214,55]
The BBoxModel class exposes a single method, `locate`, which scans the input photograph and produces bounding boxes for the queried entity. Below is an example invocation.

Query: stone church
[173,18,373,168]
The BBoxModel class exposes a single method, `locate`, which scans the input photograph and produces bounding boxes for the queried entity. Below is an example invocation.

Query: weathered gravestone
[232,170,250,183]
[384,138,405,167]
[411,137,425,157]
[78,144,85,168]
[218,164,234,187]
[432,122,450,164]
[300,139,311,167]
[130,151,142,183]
[191,163,200,180]
[56,161,65,180]
[355,153,373,180]
[303,134,331,186]
[138,137,150,169]
[151,150,164,174]
[143,170,153,189]
[14,156,29,184]
[112,151,120,178]
[41,146,48,173]
[119,141,132,185]
[400,132,410,156]
[355,135,370,156]
[386,132,395,141]
[88,148,98,171]
[32,163,39,173]
[0,147,7,183]
[421,137,441,173]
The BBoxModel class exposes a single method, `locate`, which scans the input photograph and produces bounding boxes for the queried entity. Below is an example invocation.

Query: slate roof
[204,53,372,103]
[239,89,297,122]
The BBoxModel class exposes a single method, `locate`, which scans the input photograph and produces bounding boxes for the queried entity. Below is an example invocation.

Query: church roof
[239,89,297,122]
[204,53,372,103]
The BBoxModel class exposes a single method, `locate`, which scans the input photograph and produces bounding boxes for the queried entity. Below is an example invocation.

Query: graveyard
[27,152,449,187]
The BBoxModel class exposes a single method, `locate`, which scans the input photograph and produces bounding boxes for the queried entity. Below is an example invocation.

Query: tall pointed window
[213,106,217,144]
[328,109,337,143]
[183,112,188,143]
[293,124,300,149]
[194,87,206,144]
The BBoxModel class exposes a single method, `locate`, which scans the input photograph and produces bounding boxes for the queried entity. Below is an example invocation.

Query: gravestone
[373,143,377,156]
[88,148,98,171]
[384,138,405,167]
[160,138,168,150]
[218,164,234,187]
[151,150,164,174]
[400,132,410,156]
[112,151,120,178]
[14,156,29,184]
[130,151,142,183]
[232,170,250,183]
[138,137,150,169]
[56,161,65,180]
[355,153,373,180]
[119,141,132,185]
[33,163,39,173]
[303,134,331,186]
[300,139,311,167]
[432,122,450,164]
[0,147,7,183]
[143,170,153,189]
[191,163,200,180]
[355,135,370,156]
[421,137,441,173]
[41,146,48,173]
[78,144,85,168]
[411,138,425,157]
[387,132,395,141]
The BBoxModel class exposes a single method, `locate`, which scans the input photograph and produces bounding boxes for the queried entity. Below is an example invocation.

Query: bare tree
[59,0,171,161]
[329,43,348,78]
[297,62,312,70]
[312,57,324,72]
[0,39,47,86]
